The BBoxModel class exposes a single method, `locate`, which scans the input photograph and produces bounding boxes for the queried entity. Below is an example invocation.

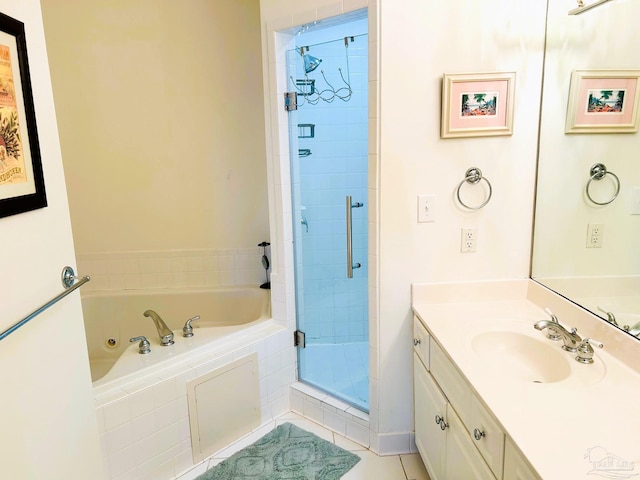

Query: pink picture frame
[441,72,515,138]
[565,69,640,133]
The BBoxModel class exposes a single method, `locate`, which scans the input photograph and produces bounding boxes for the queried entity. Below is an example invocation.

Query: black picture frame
[0,11,46,219]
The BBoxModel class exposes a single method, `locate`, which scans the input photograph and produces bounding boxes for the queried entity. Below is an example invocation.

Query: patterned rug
[195,422,361,480]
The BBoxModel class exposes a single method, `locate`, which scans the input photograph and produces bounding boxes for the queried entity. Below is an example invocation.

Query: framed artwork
[0,12,46,219]
[565,69,640,133]
[441,72,515,138]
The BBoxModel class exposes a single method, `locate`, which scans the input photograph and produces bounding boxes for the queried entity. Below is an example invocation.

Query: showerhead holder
[258,241,271,290]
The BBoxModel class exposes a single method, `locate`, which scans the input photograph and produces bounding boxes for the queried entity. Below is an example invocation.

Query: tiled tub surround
[94,321,294,480]
[77,247,268,292]
[412,279,640,479]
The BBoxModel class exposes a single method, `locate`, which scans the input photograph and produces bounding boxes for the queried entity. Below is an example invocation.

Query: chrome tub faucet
[143,310,174,346]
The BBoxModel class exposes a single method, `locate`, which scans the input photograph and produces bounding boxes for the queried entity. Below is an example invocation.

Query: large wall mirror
[532,0,640,340]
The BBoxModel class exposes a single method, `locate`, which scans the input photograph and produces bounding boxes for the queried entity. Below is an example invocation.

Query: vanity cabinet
[504,439,541,480]
[413,317,505,480]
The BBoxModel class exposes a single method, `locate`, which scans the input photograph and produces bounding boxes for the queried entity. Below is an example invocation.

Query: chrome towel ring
[456,167,493,210]
[586,163,620,206]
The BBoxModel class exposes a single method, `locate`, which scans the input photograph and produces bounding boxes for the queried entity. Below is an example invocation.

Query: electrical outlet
[418,194,436,222]
[461,227,478,253]
[587,223,603,248]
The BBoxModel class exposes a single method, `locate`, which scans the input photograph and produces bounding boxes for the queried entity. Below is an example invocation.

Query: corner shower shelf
[298,124,315,138]
[295,79,316,96]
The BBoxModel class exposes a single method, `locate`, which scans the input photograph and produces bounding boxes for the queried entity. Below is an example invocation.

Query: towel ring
[456,167,492,210]
[586,163,620,206]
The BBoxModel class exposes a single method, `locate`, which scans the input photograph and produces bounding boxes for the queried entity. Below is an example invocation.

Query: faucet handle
[575,338,603,364]
[183,315,201,337]
[130,336,151,354]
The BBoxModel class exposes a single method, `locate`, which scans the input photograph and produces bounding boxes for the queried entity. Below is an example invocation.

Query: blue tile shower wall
[295,21,368,345]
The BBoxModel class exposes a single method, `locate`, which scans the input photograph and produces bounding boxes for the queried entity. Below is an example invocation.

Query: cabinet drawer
[413,317,430,369]
[468,394,505,479]
[430,338,472,426]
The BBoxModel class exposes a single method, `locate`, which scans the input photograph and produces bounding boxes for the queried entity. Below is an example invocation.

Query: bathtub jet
[143,309,175,346]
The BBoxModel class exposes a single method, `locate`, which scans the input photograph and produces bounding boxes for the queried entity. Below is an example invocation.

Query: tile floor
[176,411,430,480]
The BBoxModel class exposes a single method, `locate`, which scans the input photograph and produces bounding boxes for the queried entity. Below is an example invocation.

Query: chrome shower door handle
[346,195,363,279]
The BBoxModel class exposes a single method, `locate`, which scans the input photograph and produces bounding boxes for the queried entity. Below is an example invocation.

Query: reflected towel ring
[456,167,493,210]
[586,163,620,206]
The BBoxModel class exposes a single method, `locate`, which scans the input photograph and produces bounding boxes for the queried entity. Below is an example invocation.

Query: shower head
[303,53,322,73]
[299,47,322,74]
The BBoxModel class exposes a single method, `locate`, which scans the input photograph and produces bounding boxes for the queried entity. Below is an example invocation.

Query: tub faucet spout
[143,310,174,346]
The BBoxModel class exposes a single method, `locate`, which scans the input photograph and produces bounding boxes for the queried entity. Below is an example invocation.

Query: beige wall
[0,1,102,476]
[377,0,546,436]
[41,0,268,254]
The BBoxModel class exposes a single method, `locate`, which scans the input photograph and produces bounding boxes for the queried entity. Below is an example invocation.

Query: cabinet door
[414,353,447,480]
[445,405,496,480]
[468,394,505,478]
[504,438,541,480]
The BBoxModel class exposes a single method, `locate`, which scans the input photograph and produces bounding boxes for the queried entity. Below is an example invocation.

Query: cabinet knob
[435,415,448,430]
[473,428,485,441]
[413,338,421,346]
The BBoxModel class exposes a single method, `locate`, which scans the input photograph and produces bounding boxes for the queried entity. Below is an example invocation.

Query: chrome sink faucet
[534,318,582,352]
[143,310,175,346]
[540,307,562,341]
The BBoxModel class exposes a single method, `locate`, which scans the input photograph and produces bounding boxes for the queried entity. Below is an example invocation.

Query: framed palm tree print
[441,72,516,138]
[565,69,640,134]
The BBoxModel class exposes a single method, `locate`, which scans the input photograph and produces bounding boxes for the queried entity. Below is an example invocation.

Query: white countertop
[412,279,640,480]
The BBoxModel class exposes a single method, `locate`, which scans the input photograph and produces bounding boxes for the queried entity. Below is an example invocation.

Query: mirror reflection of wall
[532,0,640,338]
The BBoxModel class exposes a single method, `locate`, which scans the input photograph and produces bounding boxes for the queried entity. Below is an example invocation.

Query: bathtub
[86,285,292,480]
[81,286,272,386]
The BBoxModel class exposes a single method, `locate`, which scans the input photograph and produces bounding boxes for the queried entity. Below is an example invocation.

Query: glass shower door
[287,32,369,411]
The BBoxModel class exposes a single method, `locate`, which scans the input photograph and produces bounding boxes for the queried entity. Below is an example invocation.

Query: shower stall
[286,15,369,412]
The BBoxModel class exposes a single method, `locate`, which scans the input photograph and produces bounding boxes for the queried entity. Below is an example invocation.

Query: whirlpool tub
[81,286,272,386]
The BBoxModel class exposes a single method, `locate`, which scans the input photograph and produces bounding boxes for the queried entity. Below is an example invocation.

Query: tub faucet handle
[130,336,151,354]
[183,315,201,338]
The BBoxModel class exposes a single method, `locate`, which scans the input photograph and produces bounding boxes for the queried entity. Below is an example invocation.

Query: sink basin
[471,331,571,383]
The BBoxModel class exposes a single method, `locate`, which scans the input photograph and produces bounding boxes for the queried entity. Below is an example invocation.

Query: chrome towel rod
[0,266,90,342]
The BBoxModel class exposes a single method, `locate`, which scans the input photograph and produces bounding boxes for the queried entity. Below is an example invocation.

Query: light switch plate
[418,194,436,222]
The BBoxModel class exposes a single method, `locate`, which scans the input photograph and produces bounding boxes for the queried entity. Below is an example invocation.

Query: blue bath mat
[195,422,360,479]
